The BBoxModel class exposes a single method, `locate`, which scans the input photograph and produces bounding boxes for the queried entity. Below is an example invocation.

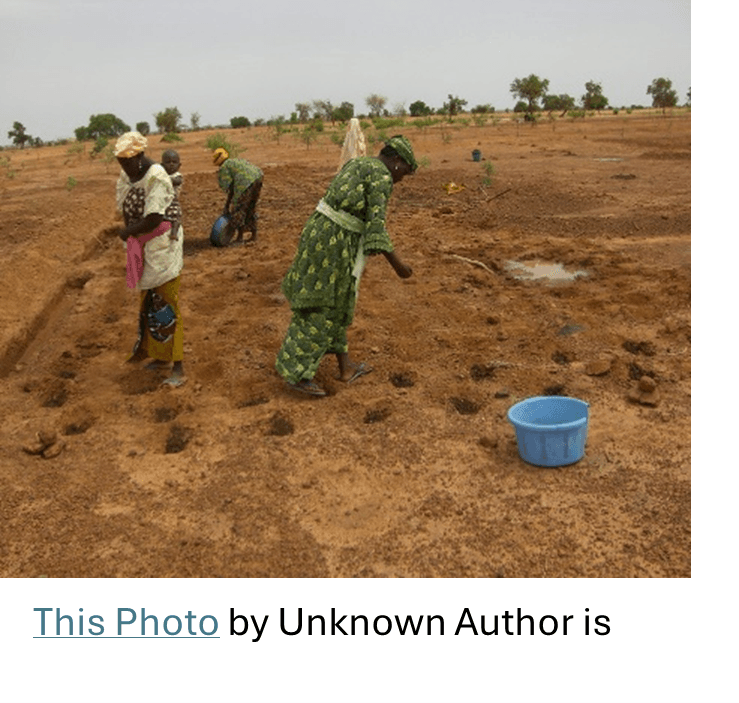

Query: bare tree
[392,102,407,117]
[294,103,311,123]
[365,94,387,117]
[312,100,335,123]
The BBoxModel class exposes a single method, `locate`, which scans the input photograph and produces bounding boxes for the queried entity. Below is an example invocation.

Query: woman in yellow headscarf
[212,147,264,246]
[114,131,186,387]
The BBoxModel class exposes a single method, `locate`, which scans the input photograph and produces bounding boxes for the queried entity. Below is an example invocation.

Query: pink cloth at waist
[126,221,171,289]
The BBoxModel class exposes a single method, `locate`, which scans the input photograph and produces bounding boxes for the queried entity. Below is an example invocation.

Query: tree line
[6,76,688,149]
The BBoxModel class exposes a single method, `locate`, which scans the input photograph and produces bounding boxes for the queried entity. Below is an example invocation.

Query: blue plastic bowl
[507,396,589,467]
[210,214,232,247]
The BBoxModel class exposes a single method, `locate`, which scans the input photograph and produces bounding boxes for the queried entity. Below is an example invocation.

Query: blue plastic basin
[210,214,232,247]
[507,396,589,467]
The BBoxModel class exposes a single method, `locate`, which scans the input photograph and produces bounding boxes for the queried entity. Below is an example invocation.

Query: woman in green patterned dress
[276,135,418,397]
[213,148,264,246]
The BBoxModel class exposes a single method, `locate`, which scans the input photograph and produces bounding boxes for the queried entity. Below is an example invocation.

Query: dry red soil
[0,112,690,577]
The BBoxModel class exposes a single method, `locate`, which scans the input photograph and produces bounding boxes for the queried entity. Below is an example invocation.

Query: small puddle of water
[504,260,588,283]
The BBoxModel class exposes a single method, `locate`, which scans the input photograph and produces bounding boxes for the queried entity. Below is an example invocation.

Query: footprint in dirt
[450,397,481,415]
[623,340,656,356]
[165,423,191,453]
[153,406,179,423]
[543,384,567,396]
[267,413,294,436]
[41,382,69,408]
[237,395,270,408]
[390,371,415,388]
[119,371,163,396]
[63,408,96,435]
[364,406,392,424]
[470,363,496,381]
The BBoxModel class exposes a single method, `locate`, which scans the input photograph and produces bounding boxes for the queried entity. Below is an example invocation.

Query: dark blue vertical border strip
[691,2,739,578]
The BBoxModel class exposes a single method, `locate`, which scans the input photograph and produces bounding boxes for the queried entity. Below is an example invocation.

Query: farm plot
[0,113,690,577]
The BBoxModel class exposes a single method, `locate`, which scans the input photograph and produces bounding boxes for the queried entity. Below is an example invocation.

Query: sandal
[287,379,327,397]
[162,375,186,388]
[346,362,373,384]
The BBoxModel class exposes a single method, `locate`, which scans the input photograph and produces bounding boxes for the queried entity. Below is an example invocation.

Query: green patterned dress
[217,158,264,232]
[276,157,396,384]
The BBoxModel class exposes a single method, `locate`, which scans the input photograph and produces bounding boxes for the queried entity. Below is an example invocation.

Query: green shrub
[66,176,78,191]
[91,136,109,156]
[414,117,439,130]
[481,161,495,187]
[161,132,183,143]
[372,117,405,130]
[298,125,318,148]
[205,133,239,157]
[409,100,433,116]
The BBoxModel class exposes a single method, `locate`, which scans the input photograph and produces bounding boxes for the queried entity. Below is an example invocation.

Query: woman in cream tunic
[114,131,185,387]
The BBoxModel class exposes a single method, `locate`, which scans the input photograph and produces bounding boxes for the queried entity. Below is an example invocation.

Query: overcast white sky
[1,0,691,145]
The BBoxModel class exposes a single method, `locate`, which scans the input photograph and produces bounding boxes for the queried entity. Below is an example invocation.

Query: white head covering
[338,118,367,171]
[114,131,148,158]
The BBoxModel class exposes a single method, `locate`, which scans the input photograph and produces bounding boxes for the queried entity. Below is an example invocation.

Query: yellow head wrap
[213,148,229,166]
[114,131,148,158]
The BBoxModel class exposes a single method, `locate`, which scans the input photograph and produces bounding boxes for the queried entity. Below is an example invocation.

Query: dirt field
[0,111,690,578]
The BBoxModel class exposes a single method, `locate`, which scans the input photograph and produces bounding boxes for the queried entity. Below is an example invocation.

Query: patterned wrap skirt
[129,276,184,363]
[230,178,263,233]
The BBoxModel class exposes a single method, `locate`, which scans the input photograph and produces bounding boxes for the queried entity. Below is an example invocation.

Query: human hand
[101,224,122,239]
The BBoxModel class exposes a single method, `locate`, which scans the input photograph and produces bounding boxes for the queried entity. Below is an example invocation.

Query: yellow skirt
[130,276,184,363]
